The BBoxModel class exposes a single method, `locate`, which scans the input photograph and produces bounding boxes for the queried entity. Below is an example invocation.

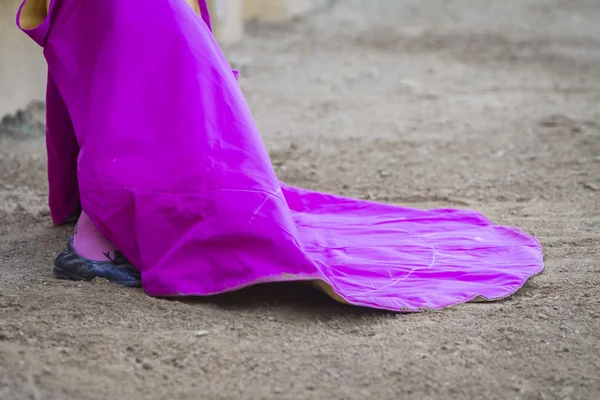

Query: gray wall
[0,0,46,116]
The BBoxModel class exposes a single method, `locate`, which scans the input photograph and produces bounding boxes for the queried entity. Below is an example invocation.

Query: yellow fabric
[310,281,348,304]
[185,0,201,15]
[19,0,47,29]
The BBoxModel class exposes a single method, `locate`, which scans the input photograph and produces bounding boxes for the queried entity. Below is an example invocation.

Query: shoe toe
[54,238,141,287]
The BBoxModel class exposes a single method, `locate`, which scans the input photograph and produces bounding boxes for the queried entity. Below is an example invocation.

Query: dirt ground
[1,0,599,399]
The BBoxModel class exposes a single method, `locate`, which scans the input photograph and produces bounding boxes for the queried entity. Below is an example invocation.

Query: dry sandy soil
[1,0,599,399]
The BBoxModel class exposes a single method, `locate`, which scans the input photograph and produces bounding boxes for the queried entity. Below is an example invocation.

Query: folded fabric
[17,0,543,311]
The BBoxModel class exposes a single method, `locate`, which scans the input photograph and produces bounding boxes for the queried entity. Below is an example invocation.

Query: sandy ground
[1,0,599,399]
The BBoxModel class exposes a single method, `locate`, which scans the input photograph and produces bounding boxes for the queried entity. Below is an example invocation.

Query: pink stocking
[72,211,117,261]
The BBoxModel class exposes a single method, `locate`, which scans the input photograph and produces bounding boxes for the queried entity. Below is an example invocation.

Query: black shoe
[53,237,142,287]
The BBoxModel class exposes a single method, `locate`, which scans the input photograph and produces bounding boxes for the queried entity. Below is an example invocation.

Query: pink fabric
[17,0,543,311]
[198,0,212,31]
[73,211,117,261]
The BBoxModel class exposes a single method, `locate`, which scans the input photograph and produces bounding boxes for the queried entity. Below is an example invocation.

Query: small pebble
[194,330,209,337]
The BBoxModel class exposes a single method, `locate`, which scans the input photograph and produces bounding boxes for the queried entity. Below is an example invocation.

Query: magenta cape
[18,0,543,311]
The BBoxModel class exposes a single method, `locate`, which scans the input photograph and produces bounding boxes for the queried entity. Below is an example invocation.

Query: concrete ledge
[208,0,321,44]
[243,0,313,22]
[207,0,245,45]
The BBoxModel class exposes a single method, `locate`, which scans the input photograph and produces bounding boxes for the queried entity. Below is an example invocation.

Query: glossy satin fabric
[17,0,543,311]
